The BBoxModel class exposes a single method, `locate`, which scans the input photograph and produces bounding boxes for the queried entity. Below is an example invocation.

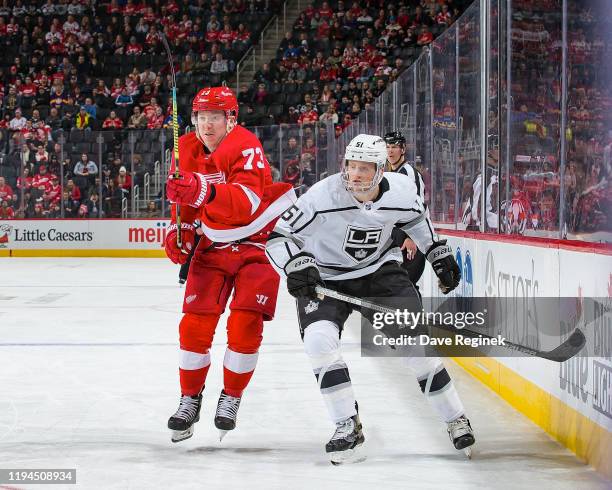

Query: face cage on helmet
[341,159,385,196]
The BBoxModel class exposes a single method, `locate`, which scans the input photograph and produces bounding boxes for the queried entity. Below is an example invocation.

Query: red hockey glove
[166,171,210,208]
[164,222,196,264]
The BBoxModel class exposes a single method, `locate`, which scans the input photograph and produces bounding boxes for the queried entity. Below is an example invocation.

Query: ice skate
[326,413,365,465]
[214,390,242,441]
[447,415,475,458]
[167,394,202,443]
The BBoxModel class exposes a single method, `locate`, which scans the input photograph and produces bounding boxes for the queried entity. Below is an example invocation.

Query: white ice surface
[0,258,609,490]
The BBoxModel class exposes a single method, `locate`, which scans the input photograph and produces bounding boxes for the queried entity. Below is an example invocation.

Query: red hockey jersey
[170,126,295,243]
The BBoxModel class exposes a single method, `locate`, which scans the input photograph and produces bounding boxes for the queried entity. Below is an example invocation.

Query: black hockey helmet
[383,131,406,147]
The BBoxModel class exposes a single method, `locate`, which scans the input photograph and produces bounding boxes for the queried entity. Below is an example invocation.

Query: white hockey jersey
[265,172,439,281]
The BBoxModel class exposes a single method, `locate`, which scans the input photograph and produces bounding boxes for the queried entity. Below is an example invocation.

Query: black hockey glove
[426,240,461,294]
[285,252,324,299]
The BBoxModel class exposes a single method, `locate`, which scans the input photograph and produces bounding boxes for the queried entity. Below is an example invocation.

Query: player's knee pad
[303,321,341,367]
[226,309,263,354]
[179,312,219,351]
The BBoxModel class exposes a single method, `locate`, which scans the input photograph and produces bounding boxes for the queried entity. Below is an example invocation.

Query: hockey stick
[161,34,182,248]
[314,286,586,362]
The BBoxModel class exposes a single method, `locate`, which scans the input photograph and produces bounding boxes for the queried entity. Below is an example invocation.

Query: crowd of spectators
[0,0,280,218]
[0,133,158,218]
[498,0,611,237]
[0,0,608,238]
[240,0,472,133]
[235,0,472,196]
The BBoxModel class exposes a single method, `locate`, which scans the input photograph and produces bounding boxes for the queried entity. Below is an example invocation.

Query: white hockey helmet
[342,134,387,195]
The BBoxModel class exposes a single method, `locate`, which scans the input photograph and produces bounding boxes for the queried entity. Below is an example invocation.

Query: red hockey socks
[178,313,219,396]
[223,310,263,397]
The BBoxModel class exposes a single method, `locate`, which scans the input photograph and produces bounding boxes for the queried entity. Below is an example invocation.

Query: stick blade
[540,329,586,362]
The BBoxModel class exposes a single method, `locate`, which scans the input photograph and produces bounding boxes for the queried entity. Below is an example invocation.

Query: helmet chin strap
[226,115,237,133]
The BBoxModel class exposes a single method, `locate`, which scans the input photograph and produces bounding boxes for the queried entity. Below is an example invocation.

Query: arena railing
[236,1,289,93]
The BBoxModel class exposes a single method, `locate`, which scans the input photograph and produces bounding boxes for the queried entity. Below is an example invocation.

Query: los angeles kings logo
[343,225,383,262]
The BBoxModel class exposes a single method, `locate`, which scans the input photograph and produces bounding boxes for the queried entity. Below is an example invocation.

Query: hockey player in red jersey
[164,86,295,443]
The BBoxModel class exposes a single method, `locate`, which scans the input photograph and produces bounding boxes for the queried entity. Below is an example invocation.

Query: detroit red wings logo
[201,171,226,184]
[0,223,12,248]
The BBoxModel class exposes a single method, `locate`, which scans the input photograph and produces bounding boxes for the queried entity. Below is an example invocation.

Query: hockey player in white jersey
[384,130,427,293]
[266,134,475,465]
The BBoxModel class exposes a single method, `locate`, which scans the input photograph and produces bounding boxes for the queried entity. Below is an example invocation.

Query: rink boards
[421,231,612,479]
[0,219,169,257]
[1,218,611,477]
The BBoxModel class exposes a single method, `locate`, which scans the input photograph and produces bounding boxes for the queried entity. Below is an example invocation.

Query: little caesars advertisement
[0,220,171,251]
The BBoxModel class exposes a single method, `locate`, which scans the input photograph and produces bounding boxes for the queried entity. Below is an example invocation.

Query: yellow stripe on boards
[452,356,612,479]
[0,249,167,258]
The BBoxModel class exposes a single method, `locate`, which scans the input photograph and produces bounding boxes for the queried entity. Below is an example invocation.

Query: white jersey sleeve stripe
[235,183,261,215]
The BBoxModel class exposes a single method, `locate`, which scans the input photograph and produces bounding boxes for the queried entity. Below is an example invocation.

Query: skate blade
[329,445,366,466]
[218,429,229,442]
[171,426,194,443]
[463,446,473,459]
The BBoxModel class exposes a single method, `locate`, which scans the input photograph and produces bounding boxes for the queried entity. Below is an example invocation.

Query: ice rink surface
[0,258,610,490]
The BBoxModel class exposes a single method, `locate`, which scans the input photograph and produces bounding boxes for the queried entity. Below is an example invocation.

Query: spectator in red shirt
[0,176,14,204]
[319,62,338,82]
[102,110,124,129]
[32,165,56,189]
[318,1,333,20]
[341,113,353,129]
[123,0,138,16]
[125,36,143,55]
[19,76,37,99]
[297,103,319,125]
[205,24,220,43]
[397,7,410,28]
[65,179,82,202]
[218,24,236,48]
[436,5,452,26]
[110,78,124,99]
[144,97,160,121]
[234,23,250,48]
[45,176,62,204]
[316,19,331,39]
[147,106,164,129]
[77,202,89,218]
[283,162,301,187]
[115,166,132,193]
[107,0,122,14]
[0,199,15,219]
[304,2,316,19]
[417,26,434,46]
[145,26,161,50]
[17,167,33,193]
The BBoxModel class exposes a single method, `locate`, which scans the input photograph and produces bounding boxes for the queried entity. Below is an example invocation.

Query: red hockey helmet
[192,86,239,121]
